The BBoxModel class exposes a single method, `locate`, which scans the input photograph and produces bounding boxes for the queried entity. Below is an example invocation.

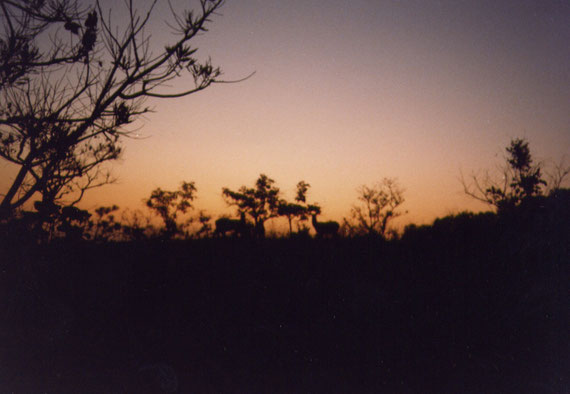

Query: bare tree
[545,156,570,192]
[344,178,405,238]
[0,0,241,219]
[0,0,88,87]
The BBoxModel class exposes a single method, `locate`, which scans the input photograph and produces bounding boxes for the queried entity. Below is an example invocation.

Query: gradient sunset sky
[4,0,569,230]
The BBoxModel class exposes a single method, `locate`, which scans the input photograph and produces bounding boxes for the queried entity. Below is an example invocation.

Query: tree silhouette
[545,157,570,191]
[343,178,405,238]
[462,138,550,212]
[57,205,92,240]
[0,0,233,219]
[91,205,122,241]
[278,181,311,237]
[195,210,213,239]
[295,181,310,203]
[1,0,87,86]
[146,181,196,239]
[222,174,280,238]
[278,202,307,237]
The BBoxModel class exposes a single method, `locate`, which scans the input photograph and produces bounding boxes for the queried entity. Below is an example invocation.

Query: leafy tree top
[463,138,553,213]
[146,181,196,238]
[222,174,280,224]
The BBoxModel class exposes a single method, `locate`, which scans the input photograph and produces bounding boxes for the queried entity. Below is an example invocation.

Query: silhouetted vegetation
[462,137,569,213]
[146,182,197,239]
[2,186,567,393]
[195,210,213,239]
[91,205,122,242]
[343,178,405,238]
[0,0,228,219]
[1,142,568,393]
[278,181,312,237]
[222,174,282,238]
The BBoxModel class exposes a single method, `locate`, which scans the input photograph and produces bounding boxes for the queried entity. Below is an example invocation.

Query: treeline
[1,138,568,244]
[0,139,564,244]
[0,174,407,243]
[2,178,568,393]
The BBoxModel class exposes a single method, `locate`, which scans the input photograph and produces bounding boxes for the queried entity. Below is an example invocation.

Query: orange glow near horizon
[1,0,569,232]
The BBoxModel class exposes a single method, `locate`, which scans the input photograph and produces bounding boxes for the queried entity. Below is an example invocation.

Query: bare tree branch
[0,0,246,219]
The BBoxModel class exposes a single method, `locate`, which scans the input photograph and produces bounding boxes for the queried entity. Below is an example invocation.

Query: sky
[3,0,570,231]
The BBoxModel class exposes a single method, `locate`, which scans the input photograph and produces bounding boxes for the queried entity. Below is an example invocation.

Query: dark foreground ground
[1,208,568,393]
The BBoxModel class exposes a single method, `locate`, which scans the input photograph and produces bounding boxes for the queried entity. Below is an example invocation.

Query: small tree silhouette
[91,205,122,241]
[278,181,311,237]
[278,202,307,237]
[344,178,405,238]
[222,174,280,238]
[462,138,552,212]
[146,182,197,239]
[195,210,213,239]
